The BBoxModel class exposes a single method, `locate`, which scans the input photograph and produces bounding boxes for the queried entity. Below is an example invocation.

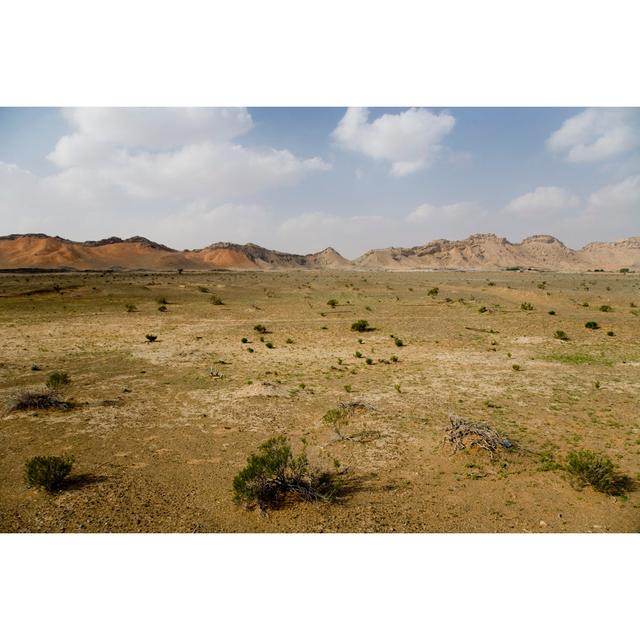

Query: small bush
[553,330,569,341]
[285,337,294,344]
[512,364,521,371]
[323,407,349,427]
[241,337,249,343]
[327,299,338,308]
[520,302,534,311]
[6,389,71,412]
[427,287,439,297]
[565,450,630,495]
[344,384,352,392]
[390,355,399,363]
[585,321,600,330]
[394,337,404,347]
[46,371,71,390]
[478,306,488,313]
[232,436,341,509]
[548,310,556,315]
[265,342,274,349]
[156,296,168,305]
[158,305,168,312]
[210,294,224,305]
[125,304,137,312]
[599,305,612,312]
[254,324,268,334]
[197,286,209,293]
[25,455,73,492]
[351,319,372,332]
[365,358,373,365]
[145,334,157,342]
[607,330,615,337]
[354,351,362,358]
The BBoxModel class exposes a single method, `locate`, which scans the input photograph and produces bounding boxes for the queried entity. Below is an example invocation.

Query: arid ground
[1,269,639,532]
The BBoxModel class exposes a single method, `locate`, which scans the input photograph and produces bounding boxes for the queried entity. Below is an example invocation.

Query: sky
[0,107,639,258]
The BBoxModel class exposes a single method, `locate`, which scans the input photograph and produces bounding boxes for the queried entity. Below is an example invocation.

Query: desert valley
[1,232,638,532]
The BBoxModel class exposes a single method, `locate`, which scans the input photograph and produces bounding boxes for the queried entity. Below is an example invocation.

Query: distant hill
[1,232,639,271]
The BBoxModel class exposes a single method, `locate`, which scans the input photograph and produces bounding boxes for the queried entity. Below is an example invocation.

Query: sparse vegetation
[254,324,268,334]
[232,436,341,509]
[125,303,137,312]
[428,287,439,297]
[145,334,157,342]
[351,319,372,332]
[520,302,534,311]
[25,455,73,492]
[46,371,70,390]
[585,321,600,329]
[210,294,224,305]
[553,330,569,341]
[544,352,613,366]
[327,299,338,308]
[565,450,630,495]
[6,388,71,412]
[394,337,404,347]
[599,305,612,312]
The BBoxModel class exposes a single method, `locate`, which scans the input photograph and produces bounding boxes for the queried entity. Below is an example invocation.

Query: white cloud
[331,107,455,176]
[407,201,486,223]
[0,108,331,242]
[503,186,580,218]
[547,108,640,163]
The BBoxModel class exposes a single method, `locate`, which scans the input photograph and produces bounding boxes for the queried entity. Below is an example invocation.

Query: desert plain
[1,268,639,532]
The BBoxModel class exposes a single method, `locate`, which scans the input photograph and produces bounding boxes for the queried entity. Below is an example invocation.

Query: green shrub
[322,407,349,427]
[548,310,556,315]
[390,355,398,363]
[478,306,487,313]
[394,337,404,347]
[125,304,137,312]
[520,302,534,311]
[599,305,612,312]
[285,337,294,344]
[265,342,274,349]
[232,436,340,509]
[327,299,338,308]
[25,455,73,492]
[365,358,373,365]
[158,305,168,312]
[585,321,600,329]
[241,337,249,343]
[351,319,372,332]
[344,384,352,393]
[427,287,439,297]
[210,294,224,305]
[607,331,615,336]
[512,364,521,371]
[354,351,362,358]
[254,324,268,334]
[553,330,569,341]
[145,334,157,342]
[46,371,70,390]
[565,450,629,495]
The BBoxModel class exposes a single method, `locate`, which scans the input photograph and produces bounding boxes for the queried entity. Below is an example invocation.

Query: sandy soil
[0,270,638,532]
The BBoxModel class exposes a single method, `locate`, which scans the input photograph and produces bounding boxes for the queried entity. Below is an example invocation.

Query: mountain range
[1,233,639,272]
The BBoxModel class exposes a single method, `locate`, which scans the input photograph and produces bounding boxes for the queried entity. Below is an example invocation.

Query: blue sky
[1,107,638,257]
